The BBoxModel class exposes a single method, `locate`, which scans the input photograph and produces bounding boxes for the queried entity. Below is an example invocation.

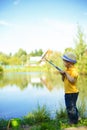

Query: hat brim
[62,55,77,63]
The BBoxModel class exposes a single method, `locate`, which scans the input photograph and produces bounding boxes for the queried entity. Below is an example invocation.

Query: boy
[60,52,79,124]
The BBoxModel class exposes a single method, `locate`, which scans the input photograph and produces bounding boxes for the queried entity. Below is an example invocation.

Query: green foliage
[77,54,87,74]
[55,107,67,119]
[9,56,22,65]
[14,48,27,64]
[0,49,44,67]
[64,26,87,74]
[39,122,56,130]
[23,105,50,125]
[31,125,41,130]
[14,48,27,57]
[0,119,8,130]
[32,105,50,123]
[7,118,21,130]
[0,105,87,130]
[64,48,75,53]
[0,25,87,74]
[0,52,9,65]
[0,66,3,73]
[77,102,86,118]
[74,25,87,60]
[30,49,43,56]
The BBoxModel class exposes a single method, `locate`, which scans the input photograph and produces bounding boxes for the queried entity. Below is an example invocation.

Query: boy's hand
[59,70,66,81]
[60,70,65,75]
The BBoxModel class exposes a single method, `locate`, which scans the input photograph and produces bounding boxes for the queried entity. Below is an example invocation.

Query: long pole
[45,58,62,71]
[40,50,62,72]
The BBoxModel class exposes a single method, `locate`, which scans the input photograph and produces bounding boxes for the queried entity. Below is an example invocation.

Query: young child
[60,52,79,124]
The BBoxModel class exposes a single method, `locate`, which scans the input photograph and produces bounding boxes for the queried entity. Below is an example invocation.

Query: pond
[0,72,87,119]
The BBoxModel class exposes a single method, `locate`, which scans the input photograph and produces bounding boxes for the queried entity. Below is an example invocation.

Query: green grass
[0,105,87,130]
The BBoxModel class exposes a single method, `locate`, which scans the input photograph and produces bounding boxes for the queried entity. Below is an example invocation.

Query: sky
[0,0,87,54]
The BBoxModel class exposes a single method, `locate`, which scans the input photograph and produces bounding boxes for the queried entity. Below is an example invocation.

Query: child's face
[63,60,71,68]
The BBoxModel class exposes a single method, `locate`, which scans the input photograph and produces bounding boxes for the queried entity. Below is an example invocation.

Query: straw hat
[62,52,77,63]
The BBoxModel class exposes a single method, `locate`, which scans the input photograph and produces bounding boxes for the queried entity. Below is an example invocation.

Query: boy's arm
[60,71,66,81]
[65,72,77,84]
[60,71,77,83]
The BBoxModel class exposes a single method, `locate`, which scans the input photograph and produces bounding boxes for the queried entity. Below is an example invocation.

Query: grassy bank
[0,105,87,130]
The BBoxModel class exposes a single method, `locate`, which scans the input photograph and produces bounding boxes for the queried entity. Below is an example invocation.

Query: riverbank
[7,125,87,130]
[0,105,87,130]
[1,118,87,130]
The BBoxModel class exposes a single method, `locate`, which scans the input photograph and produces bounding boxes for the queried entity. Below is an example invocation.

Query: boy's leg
[65,93,79,124]
[71,93,79,123]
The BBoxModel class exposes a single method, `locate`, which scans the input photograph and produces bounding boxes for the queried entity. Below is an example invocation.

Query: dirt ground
[21,126,87,130]
[64,126,87,130]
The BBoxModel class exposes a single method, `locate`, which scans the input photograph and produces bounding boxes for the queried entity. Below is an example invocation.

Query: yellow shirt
[64,66,79,94]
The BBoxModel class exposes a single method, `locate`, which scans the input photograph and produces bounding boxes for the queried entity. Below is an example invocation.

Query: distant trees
[14,48,27,57]
[0,26,87,74]
[0,49,43,66]
[0,52,9,65]
[14,48,27,65]
[30,49,43,56]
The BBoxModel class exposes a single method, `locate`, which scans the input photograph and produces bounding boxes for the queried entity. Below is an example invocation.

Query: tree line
[0,26,87,74]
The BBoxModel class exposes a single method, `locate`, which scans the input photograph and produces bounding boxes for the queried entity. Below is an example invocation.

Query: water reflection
[0,72,87,119]
[0,72,63,91]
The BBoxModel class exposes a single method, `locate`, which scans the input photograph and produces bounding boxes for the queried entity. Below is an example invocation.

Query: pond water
[0,72,87,119]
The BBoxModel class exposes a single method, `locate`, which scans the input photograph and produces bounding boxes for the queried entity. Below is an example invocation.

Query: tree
[9,56,21,65]
[14,48,27,57]
[74,25,87,60]
[14,48,27,64]
[74,25,87,74]
[64,48,75,53]
[0,52,9,65]
[29,49,43,56]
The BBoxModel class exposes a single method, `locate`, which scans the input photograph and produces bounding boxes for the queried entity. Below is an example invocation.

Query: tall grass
[22,105,50,125]
[0,104,87,130]
[77,101,87,118]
